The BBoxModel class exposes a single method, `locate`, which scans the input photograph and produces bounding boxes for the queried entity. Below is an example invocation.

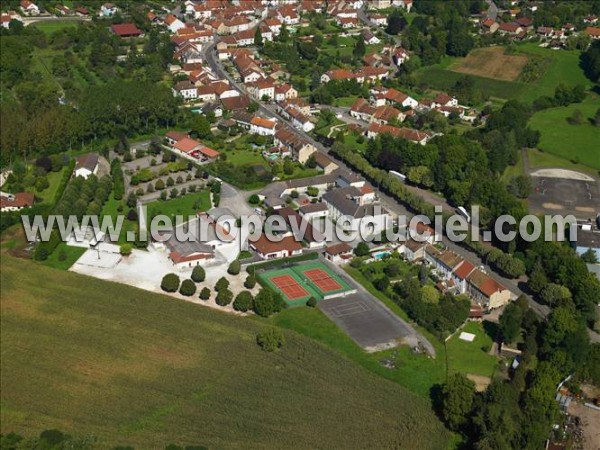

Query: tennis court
[258,260,355,307]
[270,274,310,300]
[293,261,353,298]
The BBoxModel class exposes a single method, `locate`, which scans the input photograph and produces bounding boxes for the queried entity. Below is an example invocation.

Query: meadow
[0,255,451,449]
[528,95,600,170]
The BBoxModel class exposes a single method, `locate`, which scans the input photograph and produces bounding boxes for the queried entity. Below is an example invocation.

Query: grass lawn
[101,194,137,245]
[147,191,212,219]
[526,149,598,177]
[446,322,498,378]
[528,96,600,170]
[0,254,450,449]
[344,133,368,153]
[31,20,79,34]
[224,148,265,166]
[41,242,86,271]
[35,169,65,204]
[334,96,359,107]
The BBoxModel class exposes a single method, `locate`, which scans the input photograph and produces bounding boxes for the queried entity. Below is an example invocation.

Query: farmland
[451,47,528,81]
[0,255,450,449]
[415,43,591,103]
[528,95,600,170]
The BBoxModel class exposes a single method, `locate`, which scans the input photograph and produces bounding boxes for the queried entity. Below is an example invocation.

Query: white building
[74,153,99,179]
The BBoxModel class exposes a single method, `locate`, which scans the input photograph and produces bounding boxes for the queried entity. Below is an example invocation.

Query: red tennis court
[303,268,343,293]
[271,275,309,300]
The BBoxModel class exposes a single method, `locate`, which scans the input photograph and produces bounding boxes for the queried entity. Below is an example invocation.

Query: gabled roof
[453,260,476,280]
[251,116,277,129]
[252,234,303,255]
[467,269,508,297]
[75,153,99,172]
[325,242,352,256]
[175,137,201,153]
[0,192,35,209]
[110,23,143,37]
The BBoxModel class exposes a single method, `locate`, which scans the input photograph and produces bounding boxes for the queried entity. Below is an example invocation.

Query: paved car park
[318,292,425,353]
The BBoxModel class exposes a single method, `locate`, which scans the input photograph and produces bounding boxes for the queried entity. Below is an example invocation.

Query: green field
[0,255,450,448]
[31,20,79,34]
[416,43,591,104]
[147,190,212,220]
[41,242,86,270]
[528,96,600,170]
[446,322,498,378]
[526,148,598,176]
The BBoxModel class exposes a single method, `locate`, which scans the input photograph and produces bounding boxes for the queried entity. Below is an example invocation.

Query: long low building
[250,234,303,259]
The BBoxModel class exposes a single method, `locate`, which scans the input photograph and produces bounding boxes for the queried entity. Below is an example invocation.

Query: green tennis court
[258,260,354,307]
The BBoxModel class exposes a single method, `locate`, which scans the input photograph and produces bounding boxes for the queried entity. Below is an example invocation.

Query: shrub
[179,279,197,297]
[256,328,285,352]
[354,242,370,257]
[215,276,229,292]
[155,179,165,190]
[248,194,260,204]
[127,209,138,221]
[306,297,317,307]
[161,273,180,292]
[228,260,241,275]
[244,274,256,289]
[253,289,285,317]
[120,243,133,256]
[216,288,234,306]
[199,287,211,300]
[191,265,206,282]
[233,291,254,312]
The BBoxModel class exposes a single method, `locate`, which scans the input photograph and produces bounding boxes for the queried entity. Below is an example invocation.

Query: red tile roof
[0,192,34,209]
[175,137,201,153]
[252,234,303,255]
[110,23,143,37]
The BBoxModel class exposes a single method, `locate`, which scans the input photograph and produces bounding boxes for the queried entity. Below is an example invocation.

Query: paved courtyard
[69,239,257,313]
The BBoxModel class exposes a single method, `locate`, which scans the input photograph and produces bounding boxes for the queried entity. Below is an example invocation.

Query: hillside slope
[0,255,450,449]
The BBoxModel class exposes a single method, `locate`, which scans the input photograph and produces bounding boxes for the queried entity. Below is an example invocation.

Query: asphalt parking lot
[318,292,418,353]
[529,176,599,220]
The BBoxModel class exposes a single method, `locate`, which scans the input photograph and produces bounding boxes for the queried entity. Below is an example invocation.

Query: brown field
[451,47,529,81]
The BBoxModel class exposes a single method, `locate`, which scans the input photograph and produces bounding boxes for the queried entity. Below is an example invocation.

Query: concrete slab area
[318,292,418,353]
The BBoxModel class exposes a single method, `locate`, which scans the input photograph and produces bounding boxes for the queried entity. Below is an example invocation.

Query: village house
[221,94,251,111]
[481,18,499,33]
[433,93,458,108]
[74,153,99,179]
[284,106,315,133]
[299,202,329,221]
[172,137,220,162]
[1,11,22,29]
[100,2,118,17]
[403,239,426,262]
[276,207,326,249]
[250,116,277,136]
[585,26,600,40]
[274,83,298,102]
[324,242,353,264]
[165,131,189,147]
[312,152,338,175]
[367,123,432,145]
[322,187,390,234]
[274,127,317,163]
[497,22,523,35]
[393,47,410,66]
[172,80,198,100]
[251,234,303,259]
[466,269,512,310]
[370,13,388,27]
[20,0,40,15]
[247,79,276,101]
[165,14,186,33]
[362,29,381,45]
[110,23,143,39]
[0,192,35,212]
